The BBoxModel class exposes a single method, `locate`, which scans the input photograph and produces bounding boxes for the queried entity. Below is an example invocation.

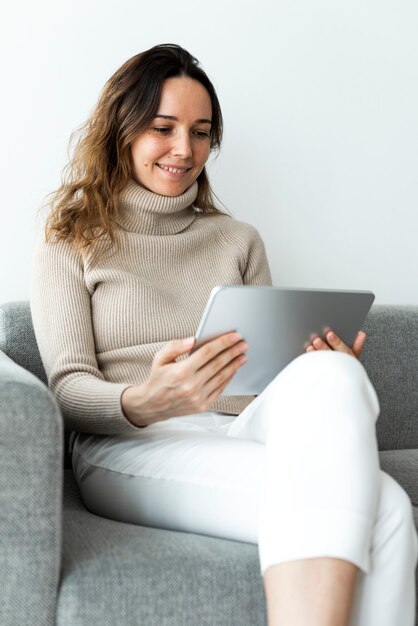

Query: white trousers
[73,351,418,625]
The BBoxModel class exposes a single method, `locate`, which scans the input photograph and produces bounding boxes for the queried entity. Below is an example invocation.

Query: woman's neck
[116,178,199,235]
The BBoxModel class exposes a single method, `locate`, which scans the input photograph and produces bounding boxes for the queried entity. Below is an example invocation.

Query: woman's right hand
[121,333,249,427]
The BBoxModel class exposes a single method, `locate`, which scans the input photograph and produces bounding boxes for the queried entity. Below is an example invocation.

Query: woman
[31,43,417,625]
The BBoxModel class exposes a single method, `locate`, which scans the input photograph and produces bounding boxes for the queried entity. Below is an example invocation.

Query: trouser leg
[72,416,265,544]
[348,472,417,626]
[228,350,417,625]
[232,351,381,573]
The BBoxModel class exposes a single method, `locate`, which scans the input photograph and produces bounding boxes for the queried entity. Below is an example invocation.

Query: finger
[206,371,236,406]
[305,345,315,353]
[325,331,353,355]
[352,331,367,358]
[198,338,247,376]
[186,332,244,372]
[154,337,196,366]
[203,352,247,396]
[312,336,332,351]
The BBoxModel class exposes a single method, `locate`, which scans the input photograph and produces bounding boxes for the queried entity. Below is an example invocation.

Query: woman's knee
[289,350,368,385]
[271,351,380,422]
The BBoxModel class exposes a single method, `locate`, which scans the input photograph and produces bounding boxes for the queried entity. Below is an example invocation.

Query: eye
[152,127,172,135]
[193,130,211,139]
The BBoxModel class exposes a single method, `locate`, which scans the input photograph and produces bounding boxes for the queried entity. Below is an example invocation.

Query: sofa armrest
[0,350,63,625]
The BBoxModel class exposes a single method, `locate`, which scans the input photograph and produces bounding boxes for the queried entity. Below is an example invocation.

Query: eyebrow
[154,114,212,125]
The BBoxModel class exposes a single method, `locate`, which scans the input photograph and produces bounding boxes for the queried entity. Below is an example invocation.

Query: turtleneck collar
[116,178,199,235]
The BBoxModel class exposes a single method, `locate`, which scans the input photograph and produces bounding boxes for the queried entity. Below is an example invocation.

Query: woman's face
[130,76,212,196]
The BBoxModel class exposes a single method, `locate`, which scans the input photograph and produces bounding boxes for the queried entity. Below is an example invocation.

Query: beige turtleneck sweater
[31,179,272,435]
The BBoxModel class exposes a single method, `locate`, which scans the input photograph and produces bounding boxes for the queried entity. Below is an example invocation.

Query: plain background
[1,0,417,305]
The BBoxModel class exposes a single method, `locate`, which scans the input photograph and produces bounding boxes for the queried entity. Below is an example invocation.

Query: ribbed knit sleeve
[30,236,140,435]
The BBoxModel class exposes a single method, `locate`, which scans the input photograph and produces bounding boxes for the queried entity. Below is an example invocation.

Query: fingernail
[328,332,336,341]
[183,337,195,346]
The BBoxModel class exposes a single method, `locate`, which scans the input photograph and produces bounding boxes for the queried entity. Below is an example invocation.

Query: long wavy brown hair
[44,43,229,252]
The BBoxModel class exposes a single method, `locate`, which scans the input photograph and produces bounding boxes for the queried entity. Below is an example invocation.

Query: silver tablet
[190,286,375,396]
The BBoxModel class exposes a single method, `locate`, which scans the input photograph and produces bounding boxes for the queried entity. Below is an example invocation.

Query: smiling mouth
[156,163,192,174]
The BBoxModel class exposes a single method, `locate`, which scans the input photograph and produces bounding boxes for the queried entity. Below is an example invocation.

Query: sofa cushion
[379,449,418,506]
[361,305,418,451]
[0,301,47,384]
[58,470,267,626]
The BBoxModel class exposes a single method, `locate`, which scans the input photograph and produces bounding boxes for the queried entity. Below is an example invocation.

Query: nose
[171,130,193,159]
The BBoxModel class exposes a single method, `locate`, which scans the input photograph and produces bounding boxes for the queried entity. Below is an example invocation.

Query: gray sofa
[0,300,417,626]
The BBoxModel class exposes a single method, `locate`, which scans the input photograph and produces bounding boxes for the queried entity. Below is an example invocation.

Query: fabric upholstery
[58,470,266,626]
[379,450,418,506]
[0,351,63,625]
[0,302,74,466]
[361,305,418,450]
[0,301,47,384]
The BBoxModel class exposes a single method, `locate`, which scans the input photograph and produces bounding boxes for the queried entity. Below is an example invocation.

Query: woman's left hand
[305,330,366,360]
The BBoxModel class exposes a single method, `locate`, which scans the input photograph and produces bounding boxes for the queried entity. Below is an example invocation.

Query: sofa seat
[58,470,267,626]
[59,447,417,626]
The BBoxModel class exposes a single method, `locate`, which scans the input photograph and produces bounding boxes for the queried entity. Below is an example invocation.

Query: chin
[157,182,192,197]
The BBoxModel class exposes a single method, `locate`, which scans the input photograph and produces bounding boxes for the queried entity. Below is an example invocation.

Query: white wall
[1,0,417,304]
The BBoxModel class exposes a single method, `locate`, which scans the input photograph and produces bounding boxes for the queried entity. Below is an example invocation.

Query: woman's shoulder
[33,231,87,271]
[34,228,110,258]
[34,230,78,254]
[197,212,265,244]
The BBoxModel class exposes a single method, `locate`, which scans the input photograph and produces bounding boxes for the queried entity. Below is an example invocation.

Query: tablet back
[191,286,375,396]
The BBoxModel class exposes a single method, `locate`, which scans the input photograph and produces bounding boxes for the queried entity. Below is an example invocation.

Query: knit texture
[30,178,272,434]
